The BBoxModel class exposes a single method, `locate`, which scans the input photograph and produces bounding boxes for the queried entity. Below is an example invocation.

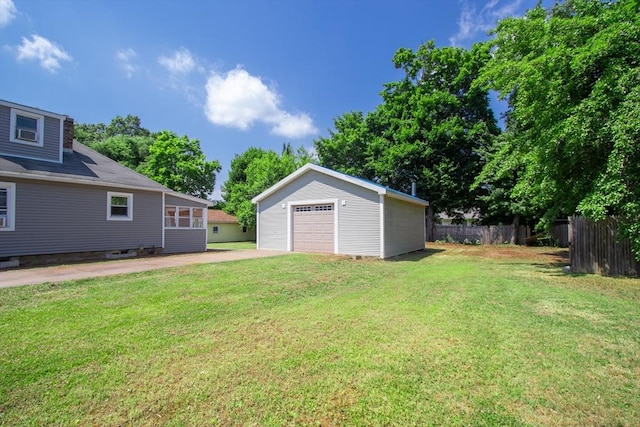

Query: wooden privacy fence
[569,216,639,276]
[551,223,570,247]
[434,225,530,245]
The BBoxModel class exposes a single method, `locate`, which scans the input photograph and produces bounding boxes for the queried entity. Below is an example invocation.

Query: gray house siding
[164,229,206,253]
[257,170,380,256]
[0,105,62,163]
[383,196,426,258]
[165,194,204,207]
[0,179,162,258]
[163,193,208,254]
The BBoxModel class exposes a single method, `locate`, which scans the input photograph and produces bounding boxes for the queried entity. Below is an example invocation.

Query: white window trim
[9,108,44,147]
[107,191,133,221]
[0,182,16,232]
[164,205,205,229]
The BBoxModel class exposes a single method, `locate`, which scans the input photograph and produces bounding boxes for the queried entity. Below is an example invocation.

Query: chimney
[63,117,74,153]
[411,182,417,197]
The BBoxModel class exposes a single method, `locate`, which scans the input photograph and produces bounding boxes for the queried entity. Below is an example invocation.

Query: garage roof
[252,163,429,206]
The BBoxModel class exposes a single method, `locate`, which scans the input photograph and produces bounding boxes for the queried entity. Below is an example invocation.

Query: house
[251,163,429,258]
[0,99,210,267]
[207,210,256,243]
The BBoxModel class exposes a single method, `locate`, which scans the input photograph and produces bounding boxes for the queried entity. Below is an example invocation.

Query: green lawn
[1,245,639,426]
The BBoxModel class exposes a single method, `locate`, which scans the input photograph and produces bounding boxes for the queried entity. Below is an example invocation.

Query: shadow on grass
[385,248,445,262]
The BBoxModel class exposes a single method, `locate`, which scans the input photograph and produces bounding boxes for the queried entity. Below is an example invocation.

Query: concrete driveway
[0,249,288,289]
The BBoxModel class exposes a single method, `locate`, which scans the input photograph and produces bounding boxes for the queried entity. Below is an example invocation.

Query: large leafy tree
[143,131,221,199]
[223,146,313,228]
[478,0,640,258]
[91,135,153,171]
[315,41,500,238]
[75,115,154,171]
[75,115,151,145]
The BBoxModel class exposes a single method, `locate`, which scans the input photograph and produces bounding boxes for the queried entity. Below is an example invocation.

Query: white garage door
[292,204,334,253]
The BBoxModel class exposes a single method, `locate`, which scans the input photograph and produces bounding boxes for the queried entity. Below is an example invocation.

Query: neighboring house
[0,99,210,266]
[251,163,429,259]
[207,210,256,243]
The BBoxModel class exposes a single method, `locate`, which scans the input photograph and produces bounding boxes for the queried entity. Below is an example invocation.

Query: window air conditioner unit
[0,217,6,228]
[17,128,37,142]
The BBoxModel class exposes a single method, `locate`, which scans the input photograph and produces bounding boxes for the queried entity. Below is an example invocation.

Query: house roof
[0,141,210,206]
[251,163,429,206]
[207,209,238,224]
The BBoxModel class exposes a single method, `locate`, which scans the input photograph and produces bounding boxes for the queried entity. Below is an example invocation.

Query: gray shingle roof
[0,142,170,192]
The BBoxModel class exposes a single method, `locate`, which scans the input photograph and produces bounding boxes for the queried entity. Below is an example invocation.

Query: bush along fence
[433,225,531,245]
[569,216,639,277]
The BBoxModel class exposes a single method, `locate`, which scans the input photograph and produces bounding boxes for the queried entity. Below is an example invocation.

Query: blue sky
[0,0,543,199]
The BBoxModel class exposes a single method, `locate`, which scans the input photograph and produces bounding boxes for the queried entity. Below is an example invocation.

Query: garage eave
[251,163,429,207]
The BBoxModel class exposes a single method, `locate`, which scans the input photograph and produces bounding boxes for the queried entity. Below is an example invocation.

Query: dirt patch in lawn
[427,243,569,265]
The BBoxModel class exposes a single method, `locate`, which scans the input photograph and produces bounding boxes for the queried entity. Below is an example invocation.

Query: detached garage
[251,164,429,259]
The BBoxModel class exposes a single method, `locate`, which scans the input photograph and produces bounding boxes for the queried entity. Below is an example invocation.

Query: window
[107,192,133,220]
[212,226,219,234]
[164,206,177,227]
[164,206,205,229]
[295,205,333,212]
[0,182,16,231]
[192,208,204,228]
[242,226,247,233]
[10,109,44,147]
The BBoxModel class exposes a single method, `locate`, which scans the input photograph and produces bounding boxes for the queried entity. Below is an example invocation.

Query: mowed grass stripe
[1,246,638,426]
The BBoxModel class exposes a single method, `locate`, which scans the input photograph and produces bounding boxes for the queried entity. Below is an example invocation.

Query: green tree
[315,41,500,238]
[314,111,373,178]
[223,146,312,227]
[91,135,153,171]
[74,122,107,145]
[143,131,221,199]
[74,115,154,171]
[478,0,640,258]
[105,115,151,139]
[75,115,151,145]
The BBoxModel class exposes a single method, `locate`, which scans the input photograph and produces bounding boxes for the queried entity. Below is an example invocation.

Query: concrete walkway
[0,249,288,289]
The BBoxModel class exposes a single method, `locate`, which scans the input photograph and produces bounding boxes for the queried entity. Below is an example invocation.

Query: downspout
[379,194,385,259]
[161,193,166,249]
[255,201,260,250]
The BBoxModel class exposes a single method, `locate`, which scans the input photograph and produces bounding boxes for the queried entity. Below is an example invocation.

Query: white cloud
[270,112,318,139]
[158,47,199,75]
[450,0,523,46]
[116,48,137,78]
[204,67,317,139]
[16,34,72,72]
[0,0,17,27]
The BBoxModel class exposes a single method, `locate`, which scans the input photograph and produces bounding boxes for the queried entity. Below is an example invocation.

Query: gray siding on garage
[257,170,381,256]
[0,179,162,258]
[383,196,426,258]
[0,105,62,163]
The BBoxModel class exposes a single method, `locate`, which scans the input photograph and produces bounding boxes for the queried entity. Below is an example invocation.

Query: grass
[207,241,256,250]
[1,244,639,426]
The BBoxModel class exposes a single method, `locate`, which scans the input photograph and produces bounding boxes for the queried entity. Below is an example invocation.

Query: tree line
[225,0,638,259]
[75,115,221,200]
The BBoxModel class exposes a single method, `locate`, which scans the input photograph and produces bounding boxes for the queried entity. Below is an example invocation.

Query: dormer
[0,99,74,164]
